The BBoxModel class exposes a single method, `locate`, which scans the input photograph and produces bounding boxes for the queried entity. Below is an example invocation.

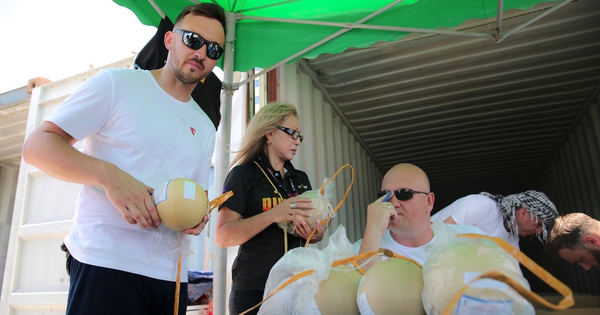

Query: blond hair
[230,102,299,168]
[546,212,598,258]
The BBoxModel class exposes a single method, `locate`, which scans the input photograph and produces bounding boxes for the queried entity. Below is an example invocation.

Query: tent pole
[498,0,572,43]
[240,15,494,38]
[234,15,494,88]
[213,11,237,315]
[147,0,165,19]
[496,0,504,37]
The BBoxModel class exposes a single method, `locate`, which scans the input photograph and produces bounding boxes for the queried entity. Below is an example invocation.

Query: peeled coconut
[423,239,534,314]
[294,190,334,229]
[153,178,208,230]
[315,265,362,315]
[357,257,425,315]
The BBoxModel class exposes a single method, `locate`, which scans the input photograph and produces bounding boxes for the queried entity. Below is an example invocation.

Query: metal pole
[496,0,504,37]
[498,0,572,43]
[212,11,237,315]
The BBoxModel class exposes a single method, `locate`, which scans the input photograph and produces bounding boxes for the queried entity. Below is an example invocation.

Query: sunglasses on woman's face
[172,29,224,60]
[377,188,429,201]
[276,125,304,142]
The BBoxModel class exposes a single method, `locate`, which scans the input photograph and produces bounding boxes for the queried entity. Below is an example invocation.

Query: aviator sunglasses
[276,126,304,142]
[377,188,429,201]
[173,29,224,60]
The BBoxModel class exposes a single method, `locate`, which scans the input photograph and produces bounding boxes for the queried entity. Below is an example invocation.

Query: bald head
[382,163,430,192]
[380,163,434,244]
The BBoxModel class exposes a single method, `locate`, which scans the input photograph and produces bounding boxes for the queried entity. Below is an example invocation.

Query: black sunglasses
[276,126,304,142]
[172,29,224,60]
[377,188,429,201]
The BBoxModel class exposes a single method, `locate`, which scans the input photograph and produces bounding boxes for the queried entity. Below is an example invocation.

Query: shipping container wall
[0,166,18,300]
[0,66,95,314]
[277,63,383,243]
[532,99,600,296]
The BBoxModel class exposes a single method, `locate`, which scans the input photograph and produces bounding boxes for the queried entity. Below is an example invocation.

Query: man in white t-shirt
[21,3,226,315]
[430,190,558,249]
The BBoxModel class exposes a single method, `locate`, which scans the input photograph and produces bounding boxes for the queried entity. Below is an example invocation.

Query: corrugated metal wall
[279,61,600,296]
[534,97,600,296]
[277,63,383,243]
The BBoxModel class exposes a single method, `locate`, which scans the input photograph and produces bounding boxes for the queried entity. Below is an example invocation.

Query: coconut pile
[257,221,547,315]
[256,226,427,315]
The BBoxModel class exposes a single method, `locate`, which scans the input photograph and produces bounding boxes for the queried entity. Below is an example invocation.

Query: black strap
[60,242,72,276]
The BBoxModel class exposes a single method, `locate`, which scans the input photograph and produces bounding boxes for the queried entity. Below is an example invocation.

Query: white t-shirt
[430,194,519,249]
[354,224,483,266]
[46,68,216,281]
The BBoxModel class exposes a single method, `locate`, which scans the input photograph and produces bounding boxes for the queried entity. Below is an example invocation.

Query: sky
[0,0,158,94]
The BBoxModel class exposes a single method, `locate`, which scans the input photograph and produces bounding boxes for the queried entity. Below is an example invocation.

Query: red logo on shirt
[190,127,196,135]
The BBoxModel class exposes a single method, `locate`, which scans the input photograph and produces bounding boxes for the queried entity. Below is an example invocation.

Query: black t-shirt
[221,157,312,292]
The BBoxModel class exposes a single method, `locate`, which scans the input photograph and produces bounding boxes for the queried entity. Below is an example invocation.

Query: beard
[169,52,206,85]
[586,246,600,267]
[173,62,205,84]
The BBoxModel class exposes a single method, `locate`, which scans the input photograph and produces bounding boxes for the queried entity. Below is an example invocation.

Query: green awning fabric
[114,0,560,72]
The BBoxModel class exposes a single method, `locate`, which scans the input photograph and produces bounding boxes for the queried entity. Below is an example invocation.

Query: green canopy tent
[115,0,568,87]
[112,1,569,313]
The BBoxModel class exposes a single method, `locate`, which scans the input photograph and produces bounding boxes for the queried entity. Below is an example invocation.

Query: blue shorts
[67,257,188,315]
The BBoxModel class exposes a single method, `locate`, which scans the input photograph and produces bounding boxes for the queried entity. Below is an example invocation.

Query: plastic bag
[146,225,193,262]
[258,225,356,315]
[277,177,335,237]
[422,220,534,315]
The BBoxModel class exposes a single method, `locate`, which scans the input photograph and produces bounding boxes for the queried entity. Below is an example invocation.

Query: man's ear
[583,235,600,246]
[425,192,435,214]
[165,31,175,51]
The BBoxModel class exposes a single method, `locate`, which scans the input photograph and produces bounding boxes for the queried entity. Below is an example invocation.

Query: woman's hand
[269,196,314,225]
[296,217,333,243]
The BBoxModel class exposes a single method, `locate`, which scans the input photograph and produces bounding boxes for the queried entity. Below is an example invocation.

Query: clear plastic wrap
[357,256,425,315]
[278,177,336,236]
[258,225,357,315]
[422,221,535,315]
[146,225,193,262]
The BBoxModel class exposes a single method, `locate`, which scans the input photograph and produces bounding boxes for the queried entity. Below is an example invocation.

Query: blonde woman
[215,102,328,315]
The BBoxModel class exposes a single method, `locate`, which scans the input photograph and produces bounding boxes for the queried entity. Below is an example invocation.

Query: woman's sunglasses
[377,188,429,201]
[276,126,304,142]
[173,29,224,60]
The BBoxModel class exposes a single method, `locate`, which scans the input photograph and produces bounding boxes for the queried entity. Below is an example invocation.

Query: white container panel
[16,237,69,293]
[25,172,81,224]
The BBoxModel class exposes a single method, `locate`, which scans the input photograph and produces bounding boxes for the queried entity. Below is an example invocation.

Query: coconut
[315,265,362,315]
[153,178,208,230]
[357,257,425,315]
[423,239,534,314]
[294,190,334,229]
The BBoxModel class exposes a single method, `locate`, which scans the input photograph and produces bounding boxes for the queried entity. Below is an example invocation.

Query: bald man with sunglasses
[22,3,225,315]
[356,163,483,272]
[356,163,438,269]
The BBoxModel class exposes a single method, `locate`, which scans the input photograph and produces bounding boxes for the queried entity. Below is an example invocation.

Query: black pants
[229,290,264,315]
[67,257,188,315]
